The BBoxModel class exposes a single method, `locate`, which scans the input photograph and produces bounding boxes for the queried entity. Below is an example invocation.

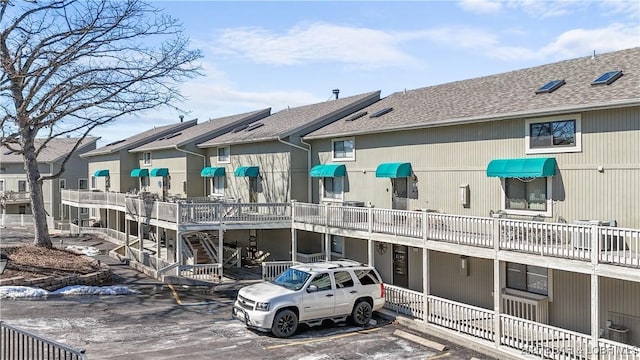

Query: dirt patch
[0,244,100,280]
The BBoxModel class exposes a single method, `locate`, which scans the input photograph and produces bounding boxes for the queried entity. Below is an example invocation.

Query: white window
[91,176,97,189]
[78,178,88,190]
[0,179,4,192]
[332,138,355,161]
[506,263,550,297]
[212,176,224,195]
[59,179,66,189]
[502,176,552,217]
[525,114,581,154]
[217,146,230,163]
[143,152,152,166]
[18,180,27,192]
[322,177,343,201]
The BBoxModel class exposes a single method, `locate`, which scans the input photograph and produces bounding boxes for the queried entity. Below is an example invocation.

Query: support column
[590,224,600,347]
[324,232,331,261]
[422,248,430,324]
[492,217,501,347]
[137,200,143,251]
[176,230,182,265]
[156,225,161,260]
[218,227,224,278]
[591,274,600,347]
[124,219,130,258]
[291,227,297,262]
[367,238,373,266]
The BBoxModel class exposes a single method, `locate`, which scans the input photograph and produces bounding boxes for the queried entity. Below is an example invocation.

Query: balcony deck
[61,190,640,273]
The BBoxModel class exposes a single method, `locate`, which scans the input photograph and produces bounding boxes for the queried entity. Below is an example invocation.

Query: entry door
[249,177,258,203]
[392,245,409,288]
[392,178,408,210]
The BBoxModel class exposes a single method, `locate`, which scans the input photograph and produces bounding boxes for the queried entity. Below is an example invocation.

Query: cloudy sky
[96,0,640,146]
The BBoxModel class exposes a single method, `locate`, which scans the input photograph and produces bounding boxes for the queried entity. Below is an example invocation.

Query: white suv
[233,260,385,337]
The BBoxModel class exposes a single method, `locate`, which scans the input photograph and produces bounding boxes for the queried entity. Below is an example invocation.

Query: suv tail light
[380,283,385,298]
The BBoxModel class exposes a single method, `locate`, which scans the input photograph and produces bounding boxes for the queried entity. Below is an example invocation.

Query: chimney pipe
[179,115,184,122]
[332,89,340,99]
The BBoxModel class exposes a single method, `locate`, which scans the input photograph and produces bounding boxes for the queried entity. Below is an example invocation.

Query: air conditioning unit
[573,220,617,250]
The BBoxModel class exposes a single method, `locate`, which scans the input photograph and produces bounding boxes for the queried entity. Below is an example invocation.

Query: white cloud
[458,0,503,14]
[212,22,416,69]
[539,23,640,59]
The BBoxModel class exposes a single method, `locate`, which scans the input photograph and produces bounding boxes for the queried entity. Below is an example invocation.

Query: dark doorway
[392,244,409,288]
[392,178,408,210]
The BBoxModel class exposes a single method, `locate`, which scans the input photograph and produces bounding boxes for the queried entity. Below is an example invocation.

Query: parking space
[1,228,493,359]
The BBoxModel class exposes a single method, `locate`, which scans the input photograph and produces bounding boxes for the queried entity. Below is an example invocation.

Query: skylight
[232,124,249,133]
[165,132,181,140]
[246,123,264,132]
[592,70,622,85]
[106,139,125,146]
[369,107,393,118]
[535,79,565,94]
[346,111,367,122]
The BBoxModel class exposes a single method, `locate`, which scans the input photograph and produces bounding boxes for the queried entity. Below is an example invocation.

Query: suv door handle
[350,290,357,294]
[325,294,334,297]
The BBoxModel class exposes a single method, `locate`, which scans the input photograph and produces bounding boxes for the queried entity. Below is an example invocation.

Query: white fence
[502,292,549,324]
[426,295,495,342]
[179,264,222,283]
[0,214,35,227]
[262,261,297,281]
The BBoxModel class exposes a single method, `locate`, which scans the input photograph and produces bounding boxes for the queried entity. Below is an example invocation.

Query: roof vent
[346,111,367,122]
[591,70,622,85]
[369,107,393,118]
[165,132,181,140]
[332,89,340,99]
[535,79,565,94]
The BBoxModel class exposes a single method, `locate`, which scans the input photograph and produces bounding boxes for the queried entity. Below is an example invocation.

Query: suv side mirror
[307,285,318,293]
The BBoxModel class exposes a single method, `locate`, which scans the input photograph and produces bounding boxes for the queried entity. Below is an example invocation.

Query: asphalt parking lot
[1,227,494,359]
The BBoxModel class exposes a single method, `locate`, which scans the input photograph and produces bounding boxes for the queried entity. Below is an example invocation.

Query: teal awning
[201,167,225,177]
[94,169,109,177]
[310,164,346,177]
[130,168,149,177]
[375,162,413,178]
[486,158,557,178]
[150,168,169,177]
[234,166,259,177]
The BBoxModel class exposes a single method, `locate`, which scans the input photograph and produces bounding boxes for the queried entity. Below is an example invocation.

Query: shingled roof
[130,109,271,152]
[82,119,197,157]
[1,137,99,163]
[198,91,380,148]
[304,47,640,139]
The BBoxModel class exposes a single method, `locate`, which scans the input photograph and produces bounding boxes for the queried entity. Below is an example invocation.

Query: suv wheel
[271,309,298,338]
[351,300,372,326]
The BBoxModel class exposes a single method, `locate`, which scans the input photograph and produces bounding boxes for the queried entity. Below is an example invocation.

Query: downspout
[277,136,311,202]
[173,145,207,197]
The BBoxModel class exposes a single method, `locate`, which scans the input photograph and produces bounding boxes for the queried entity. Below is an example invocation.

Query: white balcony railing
[500,314,592,359]
[179,264,222,283]
[262,261,298,281]
[384,284,424,320]
[597,338,640,359]
[296,252,326,263]
[426,295,495,341]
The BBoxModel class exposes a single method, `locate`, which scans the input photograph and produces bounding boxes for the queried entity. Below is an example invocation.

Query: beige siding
[549,270,590,334]
[224,142,292,203]
[600,277,640,346]
[343,237,368,264]
[296,230,323,254]
[257,229,292,261]
[309,106,640,227]
[430,251,493,309]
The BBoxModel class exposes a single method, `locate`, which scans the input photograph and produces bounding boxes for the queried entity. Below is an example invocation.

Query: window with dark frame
[323,177,343,199]
[333,139,354,160]
[504,177,547,211]
[529,120,576,149]
[143,152,152,165]
[18,180,27,192]
[217,147,230,163]
[506,263,548,296]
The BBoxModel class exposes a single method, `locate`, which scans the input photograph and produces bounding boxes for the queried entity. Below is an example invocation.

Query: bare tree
[0,0,202,248]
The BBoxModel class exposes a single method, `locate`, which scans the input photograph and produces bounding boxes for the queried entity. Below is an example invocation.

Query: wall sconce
[411,173,418,181]
[459,256,469,276]
[459,184,470,208]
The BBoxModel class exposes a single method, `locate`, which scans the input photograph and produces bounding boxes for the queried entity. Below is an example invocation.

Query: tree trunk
[22,135,52,248]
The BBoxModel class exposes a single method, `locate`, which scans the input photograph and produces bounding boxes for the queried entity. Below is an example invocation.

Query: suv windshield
[272,268,311,290]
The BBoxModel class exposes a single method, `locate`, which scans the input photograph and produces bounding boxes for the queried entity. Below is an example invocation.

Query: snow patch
[65,245,101,256]
[0,286,49,299]
[0,285,140,299]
